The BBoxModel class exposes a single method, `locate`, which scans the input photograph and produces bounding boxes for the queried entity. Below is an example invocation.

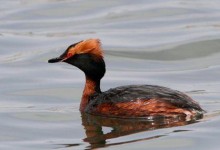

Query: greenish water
[1,0,220,149]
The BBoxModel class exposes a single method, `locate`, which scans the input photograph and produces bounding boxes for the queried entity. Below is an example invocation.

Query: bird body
[48,39,204,119]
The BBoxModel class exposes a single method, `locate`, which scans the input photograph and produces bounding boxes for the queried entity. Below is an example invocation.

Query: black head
[48,39,106,80]
[65,54,105,80]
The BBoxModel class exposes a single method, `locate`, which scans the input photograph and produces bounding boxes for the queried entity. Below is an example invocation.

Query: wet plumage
[86,85,203,118]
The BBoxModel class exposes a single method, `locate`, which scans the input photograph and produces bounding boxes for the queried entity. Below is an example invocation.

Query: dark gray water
[1,0,220,149]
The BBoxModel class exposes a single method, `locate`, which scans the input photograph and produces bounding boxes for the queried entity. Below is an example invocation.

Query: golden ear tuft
[68,39,103,59]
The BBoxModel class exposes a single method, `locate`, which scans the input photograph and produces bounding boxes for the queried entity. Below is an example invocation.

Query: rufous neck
[80,77,101,111]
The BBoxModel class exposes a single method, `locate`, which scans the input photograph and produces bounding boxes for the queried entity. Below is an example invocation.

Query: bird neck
[80,76,101,111]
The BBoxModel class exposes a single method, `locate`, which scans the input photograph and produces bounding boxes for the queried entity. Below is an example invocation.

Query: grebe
[48,39,204,119]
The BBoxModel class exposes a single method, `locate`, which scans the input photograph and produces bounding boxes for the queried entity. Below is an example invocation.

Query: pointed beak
[48,49,72,63]
[48,57,63,63]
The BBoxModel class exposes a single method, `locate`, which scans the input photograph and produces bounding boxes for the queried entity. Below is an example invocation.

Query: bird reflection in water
[61,113,202,149]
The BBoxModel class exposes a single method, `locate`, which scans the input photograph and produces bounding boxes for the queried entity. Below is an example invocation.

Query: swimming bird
[48,39,204,119]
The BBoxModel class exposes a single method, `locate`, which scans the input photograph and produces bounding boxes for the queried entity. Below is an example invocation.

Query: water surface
[1,0,220,150]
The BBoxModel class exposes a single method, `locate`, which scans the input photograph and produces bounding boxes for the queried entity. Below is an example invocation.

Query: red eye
[67,53,72,58]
